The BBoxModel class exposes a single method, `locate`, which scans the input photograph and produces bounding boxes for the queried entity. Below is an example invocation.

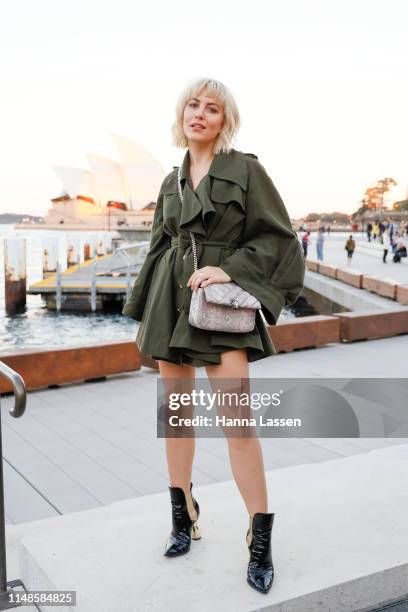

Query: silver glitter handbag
[177,167,261,333]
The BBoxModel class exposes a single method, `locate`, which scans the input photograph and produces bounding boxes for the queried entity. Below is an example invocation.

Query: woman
[122,78,305,594]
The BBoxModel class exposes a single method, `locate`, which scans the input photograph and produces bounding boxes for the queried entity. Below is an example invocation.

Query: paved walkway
[303,231,408,284]
[2,332,407,525]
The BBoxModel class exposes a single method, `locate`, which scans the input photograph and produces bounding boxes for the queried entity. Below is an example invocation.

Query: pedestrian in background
[316,227,324,261]
[345,234,355,266]
[372,222,379,240]
[393,237,408,262]
[382,229,390,263]
[366,222,372,242]
[302,230,310,258]
[388,220,395,242]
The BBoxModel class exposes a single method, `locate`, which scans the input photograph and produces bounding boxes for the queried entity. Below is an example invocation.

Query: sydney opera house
[24,135,166,232]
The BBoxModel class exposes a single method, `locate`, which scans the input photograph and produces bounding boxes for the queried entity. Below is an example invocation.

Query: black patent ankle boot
[164,482,201,557]
[246,512,274,594]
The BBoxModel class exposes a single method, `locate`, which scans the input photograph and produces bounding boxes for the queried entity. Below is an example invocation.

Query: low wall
[306,259,408,305]
[2,309,408,392]
[268,315,341,352]
[0,340,142,393]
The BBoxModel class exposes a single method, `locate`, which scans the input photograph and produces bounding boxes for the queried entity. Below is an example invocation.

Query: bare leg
[158,359,196,496]
[205,349,268,517]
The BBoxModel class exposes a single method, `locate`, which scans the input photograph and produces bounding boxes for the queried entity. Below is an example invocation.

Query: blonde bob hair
[171,77,241,154]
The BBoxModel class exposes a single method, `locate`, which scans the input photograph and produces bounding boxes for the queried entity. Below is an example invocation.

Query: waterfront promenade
[1,230,408,611]
[2,332,407,526]
[303,231,408,284]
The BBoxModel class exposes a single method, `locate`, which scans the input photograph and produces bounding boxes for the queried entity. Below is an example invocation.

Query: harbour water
[0,225,137,351]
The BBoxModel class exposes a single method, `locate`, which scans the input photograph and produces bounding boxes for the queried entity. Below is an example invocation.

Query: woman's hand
[187,266,231,292]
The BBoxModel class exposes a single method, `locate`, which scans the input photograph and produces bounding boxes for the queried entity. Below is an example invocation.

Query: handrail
[0,360,26,608]
[0,361,26,418]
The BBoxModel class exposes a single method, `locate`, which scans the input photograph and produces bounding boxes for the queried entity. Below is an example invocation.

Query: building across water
[16,134,164,235]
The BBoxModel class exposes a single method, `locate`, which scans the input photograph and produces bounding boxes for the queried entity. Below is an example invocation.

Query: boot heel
[192,522,201,540]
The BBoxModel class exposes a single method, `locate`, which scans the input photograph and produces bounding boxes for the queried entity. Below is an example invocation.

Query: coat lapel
[209,148,248,191]
[166,148,249,236]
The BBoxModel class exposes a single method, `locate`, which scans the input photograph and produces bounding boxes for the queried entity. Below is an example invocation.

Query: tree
[303,212,350,223]
[353,177,397,216]
[393,199,408,212]
[305,213,320,222]
[376,178,397,214]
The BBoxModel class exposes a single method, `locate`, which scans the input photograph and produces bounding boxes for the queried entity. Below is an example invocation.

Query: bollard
[80,235,91,263]
[56,262,62,312]
[66,234,80,269]
[3,239,26,316]
[0,360,27,609]
[42,237,58,278]
[83,239,91,261]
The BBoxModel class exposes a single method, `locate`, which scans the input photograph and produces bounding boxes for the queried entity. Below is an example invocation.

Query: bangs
[188,79,227,107]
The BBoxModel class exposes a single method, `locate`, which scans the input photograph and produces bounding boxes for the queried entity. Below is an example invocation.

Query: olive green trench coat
[122,148,305,367]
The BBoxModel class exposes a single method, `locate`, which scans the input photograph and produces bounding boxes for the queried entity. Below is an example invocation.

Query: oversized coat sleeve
[219,157,305,325]
[121,183,169,321]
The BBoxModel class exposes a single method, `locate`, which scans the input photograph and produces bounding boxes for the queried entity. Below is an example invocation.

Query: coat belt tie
[170,236,239,267]
[170,236,239,249]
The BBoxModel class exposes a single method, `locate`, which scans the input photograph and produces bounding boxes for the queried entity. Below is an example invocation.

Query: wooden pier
[27,242,149,312]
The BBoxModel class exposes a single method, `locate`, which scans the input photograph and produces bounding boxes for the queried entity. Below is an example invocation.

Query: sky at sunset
[1,0,407,219]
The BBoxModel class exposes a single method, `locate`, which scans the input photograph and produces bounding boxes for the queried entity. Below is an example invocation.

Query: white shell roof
[112,134,165,211]
[52,136,166,211]
[52,167,99,204]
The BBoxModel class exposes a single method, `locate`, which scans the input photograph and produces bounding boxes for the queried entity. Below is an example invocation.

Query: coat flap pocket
[210,179,246,212]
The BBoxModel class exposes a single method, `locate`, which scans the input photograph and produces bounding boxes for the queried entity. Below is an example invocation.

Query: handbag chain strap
[177,166,198,272]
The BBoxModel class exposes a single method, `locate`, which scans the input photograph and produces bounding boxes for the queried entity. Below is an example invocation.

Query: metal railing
[51,241,150,313]
[0,361,27,609]
[104,241,150,275]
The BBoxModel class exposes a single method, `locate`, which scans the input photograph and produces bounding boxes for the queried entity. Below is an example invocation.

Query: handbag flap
[203,282,261,310]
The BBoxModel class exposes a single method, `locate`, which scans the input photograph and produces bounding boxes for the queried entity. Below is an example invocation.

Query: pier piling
[3,238,26,316]
[42,237,58,277]
[66,234,81,268]
[56,262,62,312]
[90,261,97,312]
